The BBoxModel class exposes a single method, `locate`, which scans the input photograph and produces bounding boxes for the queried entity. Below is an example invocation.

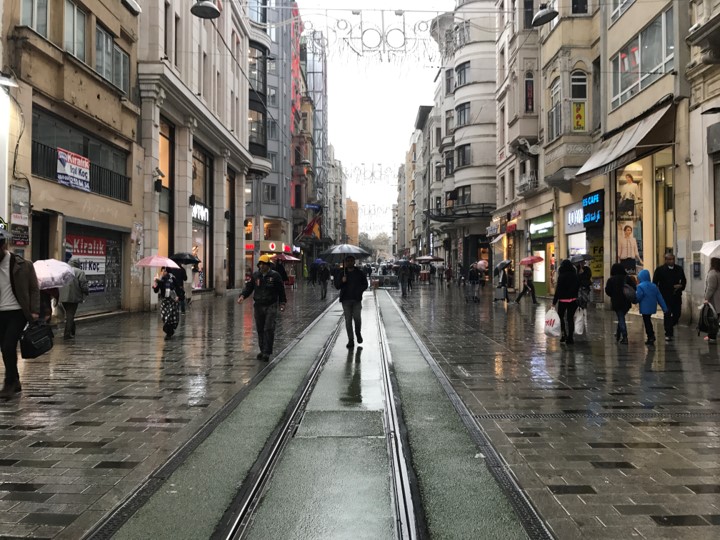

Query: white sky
[298,0,456,237]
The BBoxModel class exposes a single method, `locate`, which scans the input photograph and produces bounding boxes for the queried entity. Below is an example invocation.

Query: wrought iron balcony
[31,141,130,202]
[517,171,539,195]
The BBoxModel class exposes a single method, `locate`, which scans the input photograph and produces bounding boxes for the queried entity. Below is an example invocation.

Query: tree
[358,232,374,258]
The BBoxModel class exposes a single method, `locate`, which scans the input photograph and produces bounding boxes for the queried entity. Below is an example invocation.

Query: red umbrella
[520,255,544,266]
[271,253,301,262]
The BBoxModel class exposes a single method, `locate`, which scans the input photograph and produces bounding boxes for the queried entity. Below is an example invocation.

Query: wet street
[0,282,718,539]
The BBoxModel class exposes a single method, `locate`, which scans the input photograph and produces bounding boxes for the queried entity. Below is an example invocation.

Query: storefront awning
[490,233,505,245]
[575,104,674,182]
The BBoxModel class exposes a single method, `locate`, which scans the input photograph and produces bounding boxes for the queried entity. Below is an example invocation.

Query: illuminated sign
[565,202,585,234]
[192,203,210,223]
[582,189,604,228]
[529,221,553,234]
[528,214,554,239]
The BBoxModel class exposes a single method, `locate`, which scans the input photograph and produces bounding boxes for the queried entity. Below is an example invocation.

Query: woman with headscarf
[551,259,580,344]
[153,267,182,339]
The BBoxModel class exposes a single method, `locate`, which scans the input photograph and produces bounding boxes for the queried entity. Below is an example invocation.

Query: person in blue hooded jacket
[635,269,669,345]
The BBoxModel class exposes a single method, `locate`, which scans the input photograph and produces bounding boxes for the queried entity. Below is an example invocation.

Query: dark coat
[241,269,287,306]
[652,264,686,300]
[8,253,40,321]
[334,267,368,302]
[153,274,182,299]
[553,260,580,303]
[605,264,634,313]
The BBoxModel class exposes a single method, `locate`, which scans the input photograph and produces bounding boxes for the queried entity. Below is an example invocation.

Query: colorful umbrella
[272,253,301,262]
[33,259,74,290]
[135,255,179,269]
[520,256,544,266]
[475,260,489,270]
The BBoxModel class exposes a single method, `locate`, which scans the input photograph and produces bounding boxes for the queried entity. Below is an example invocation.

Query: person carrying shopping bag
[605,263,635,344]
[635,269,668,345]
[702,257,720,343]
[551,260,580,344]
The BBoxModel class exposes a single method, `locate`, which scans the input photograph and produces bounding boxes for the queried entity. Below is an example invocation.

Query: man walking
[335,255,368,349]
[318,263,331,299]
[59,258,89,339]
[652,253,686,341]
[398,263,410,297]
[237,254,287,361]
[515,266,538,304]
[0,229,39,397]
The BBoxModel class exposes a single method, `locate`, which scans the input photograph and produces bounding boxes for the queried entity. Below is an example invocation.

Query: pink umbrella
[272,253,301,262]
[520,255,544,266]
[33,259,74,290]
[475,260,489,270]
[135,255,179,268]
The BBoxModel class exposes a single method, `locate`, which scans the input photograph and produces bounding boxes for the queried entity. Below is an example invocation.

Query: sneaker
[347,341,354,349]
[261,354,270,362]
[356,333,363,344]
[257,352,265,360]
[619,337,628,344]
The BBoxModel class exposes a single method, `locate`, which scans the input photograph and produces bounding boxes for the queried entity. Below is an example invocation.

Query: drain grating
[474,411,720,420]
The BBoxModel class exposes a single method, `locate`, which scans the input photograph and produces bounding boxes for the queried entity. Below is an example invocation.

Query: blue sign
[305,204,322,211]
[582,189,604,228]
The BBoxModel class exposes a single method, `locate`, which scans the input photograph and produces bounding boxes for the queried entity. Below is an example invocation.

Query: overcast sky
[299,0,456,237]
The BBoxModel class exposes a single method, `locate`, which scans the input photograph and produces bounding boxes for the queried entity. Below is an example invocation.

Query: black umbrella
[569,254,593,264]
[170,252,201,265]
[493,259,512,276]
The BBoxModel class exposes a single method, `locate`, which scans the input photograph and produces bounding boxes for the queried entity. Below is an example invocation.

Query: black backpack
[698,304,719,335]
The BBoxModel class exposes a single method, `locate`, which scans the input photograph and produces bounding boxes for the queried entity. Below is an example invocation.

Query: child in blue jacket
[635,269,668,345]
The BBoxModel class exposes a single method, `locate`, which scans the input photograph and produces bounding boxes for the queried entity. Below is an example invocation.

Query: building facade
[345,198,359,247]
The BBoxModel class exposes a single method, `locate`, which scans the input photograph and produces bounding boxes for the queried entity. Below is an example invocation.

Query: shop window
[456,61,470,87]
[64,0,86,61]
[612,8,673,109]
[547,78,562,141]
[22,0,48,37]
[96,26,130,94]
[616,167,644,277]
[456,144,472,168]
[524,72,534,113]
[456,102,470,127]
[263,184,277,203]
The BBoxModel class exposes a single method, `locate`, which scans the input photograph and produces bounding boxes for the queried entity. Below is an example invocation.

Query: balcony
[517,171,539,196]
[31,141,130,202]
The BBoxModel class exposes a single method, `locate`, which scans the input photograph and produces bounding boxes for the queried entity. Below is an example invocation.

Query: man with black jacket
[652,253,686,341]
[335,255,368,349]
[237,254,287,361]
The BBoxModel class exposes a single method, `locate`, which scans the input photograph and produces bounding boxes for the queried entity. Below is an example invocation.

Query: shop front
[528,214,555,297]
[582,189,605,303]
[191,145,214,290]
[65,223,124,315]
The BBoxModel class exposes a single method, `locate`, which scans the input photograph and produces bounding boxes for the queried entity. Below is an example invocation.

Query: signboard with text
[57,148,90,192]
[582,189,604,228]
[66,234,106,292]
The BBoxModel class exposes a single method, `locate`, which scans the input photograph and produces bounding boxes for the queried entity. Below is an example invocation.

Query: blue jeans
[615,310,628,339]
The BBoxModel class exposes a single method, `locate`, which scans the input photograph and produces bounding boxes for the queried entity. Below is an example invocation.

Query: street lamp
[191,0,221,19]
[531,3,559,27]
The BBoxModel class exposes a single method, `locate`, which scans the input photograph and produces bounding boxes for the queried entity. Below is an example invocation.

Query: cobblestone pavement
[0,286,330,539]
[395,282,720,539]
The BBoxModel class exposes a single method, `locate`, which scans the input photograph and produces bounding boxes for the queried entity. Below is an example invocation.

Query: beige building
[2,0,145,313]
[345,198,359,247]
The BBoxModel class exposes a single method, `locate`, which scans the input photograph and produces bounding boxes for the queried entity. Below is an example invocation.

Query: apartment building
[324,144,346,245]
[345,197,358,247]
[2,0,145,313]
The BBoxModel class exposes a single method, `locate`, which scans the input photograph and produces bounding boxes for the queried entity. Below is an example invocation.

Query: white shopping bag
[544,308,561,337]
[574,308,586,335]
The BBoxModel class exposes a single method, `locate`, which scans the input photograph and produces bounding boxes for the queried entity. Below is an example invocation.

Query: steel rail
[214,321,342,540]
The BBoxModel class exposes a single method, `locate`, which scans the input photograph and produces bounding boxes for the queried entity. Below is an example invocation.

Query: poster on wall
[616,167,644,276]
[617,221,643,276]
[66,234,107,292]
[9,185,30,246]
[57,148,91,192]
[617,171,642,220]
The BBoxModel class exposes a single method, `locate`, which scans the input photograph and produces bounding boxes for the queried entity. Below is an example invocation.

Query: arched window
[524,72,534,113]
[571,71,587,131]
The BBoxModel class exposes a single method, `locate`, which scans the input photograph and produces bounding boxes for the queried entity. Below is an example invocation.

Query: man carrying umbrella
[0,229,39,397]
[237,254,287,361]
[335,255,368,349]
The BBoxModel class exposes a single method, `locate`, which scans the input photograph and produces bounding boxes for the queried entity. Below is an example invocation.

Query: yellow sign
[572,102,586,131]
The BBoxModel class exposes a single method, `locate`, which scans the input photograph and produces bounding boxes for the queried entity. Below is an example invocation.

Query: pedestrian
[335,255,368,349]
[635,269,669,345]
[515,265,538,304]
[493,266,509,303]
[237,254,287,360]
[0,229,40,397]
[552,259,580,344]
[605,263,635,344]
[398,262,410,297]
[444,266,453,287]
[652,253,686,341]
[153,267,182,340]
[429,263,436,284]
[275,260,288,283]
[703,257,720,343]
[308,262,318,287]
[468,264,480,302]
[166,264,188,313]
[318,262,331,299]
[576,260,592,308]
[59,258,89,339]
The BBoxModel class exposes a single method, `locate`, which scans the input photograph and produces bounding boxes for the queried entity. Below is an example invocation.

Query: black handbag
[20,323,54,359]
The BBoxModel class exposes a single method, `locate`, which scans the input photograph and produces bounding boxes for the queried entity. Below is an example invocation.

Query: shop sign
[192,203,210,223]
[66,234,106,292]
[528,214,554,239]
[510,209,522,220]
[486,223,500,236]
[572,102,586,131]
[305,203,322,211]
[565,202,585,234]
[260,241,291,252]
[506,222,517,233]
[582,189,604,227]
[57,148,90,192]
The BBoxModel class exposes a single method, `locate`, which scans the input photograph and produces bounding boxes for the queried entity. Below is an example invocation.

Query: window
[509,168,515,197]
[525,72,535,113]
[571,71,587,131]
[547,78,562,141]
[454,21,470,48]
[263,183,277,203]
[445,110,454,133]
[22,0,48,37]
[249,0,267,24]
[64,1,85,61]
[456,61,470,87]
[268,86,277,106]
[248,46,266,94]
[456,144,471,168]
[268,59,277,75]
[248,109,266,145]
[96,27,129,93]
[572,0,588,14]
[499,177,506,205]
[268,152,278,171]
[457,186,471,206]
[456,102,470,127]
[445,69,454,94]
[499,48,505,82]
[435,165,443,183]
[164,2,170,57]
[435,196,442,211]
[435,127,442,147]
[445,153,454,176]
[611,0,635,22]
[523,0,533,29]
[611,8,673,109]
[268,119,278,140]
[549,0,559,29]
[499,106,505,147]
[174,15,180,67]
